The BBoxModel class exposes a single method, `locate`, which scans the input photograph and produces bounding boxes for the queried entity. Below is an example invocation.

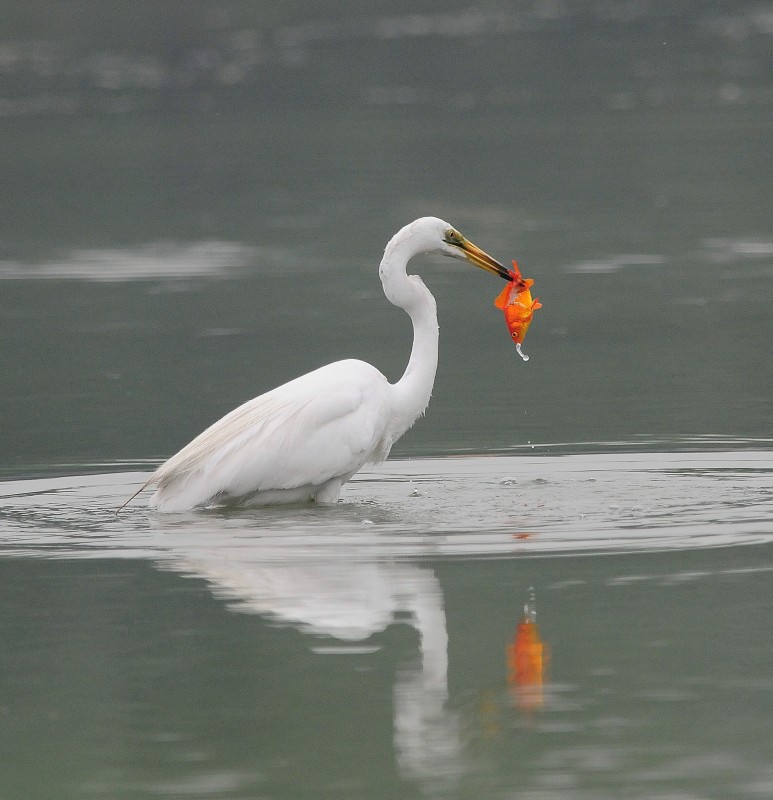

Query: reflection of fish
[506,592,548,713]
[494,260,542,362]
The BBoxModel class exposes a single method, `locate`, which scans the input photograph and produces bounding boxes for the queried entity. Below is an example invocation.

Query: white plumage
[121,216,509,511]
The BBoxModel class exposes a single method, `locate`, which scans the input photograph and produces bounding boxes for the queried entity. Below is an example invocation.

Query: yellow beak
[455,237,512,281]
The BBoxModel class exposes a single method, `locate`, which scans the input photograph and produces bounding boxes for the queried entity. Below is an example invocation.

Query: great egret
[121,217,510,512]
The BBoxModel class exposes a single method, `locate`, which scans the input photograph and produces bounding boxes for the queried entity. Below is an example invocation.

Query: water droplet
[523,586,538,622]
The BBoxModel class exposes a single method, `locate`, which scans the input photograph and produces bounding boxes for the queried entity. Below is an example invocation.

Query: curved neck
[379,238,439,439]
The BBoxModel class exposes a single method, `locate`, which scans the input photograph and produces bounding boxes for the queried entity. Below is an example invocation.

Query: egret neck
[379,231,440,441]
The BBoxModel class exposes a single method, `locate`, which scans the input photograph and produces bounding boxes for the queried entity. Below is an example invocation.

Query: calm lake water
[1,3,772,799]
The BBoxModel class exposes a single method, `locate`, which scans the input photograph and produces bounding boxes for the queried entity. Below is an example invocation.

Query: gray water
[1,3,772,799]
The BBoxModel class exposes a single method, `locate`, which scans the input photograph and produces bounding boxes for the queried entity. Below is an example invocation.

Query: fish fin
[510,259,523,279]
[494,284,511,309]
[532,297,542,310]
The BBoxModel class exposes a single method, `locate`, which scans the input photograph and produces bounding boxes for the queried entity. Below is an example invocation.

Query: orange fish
[494,260,542,361]
[506,597,549,714]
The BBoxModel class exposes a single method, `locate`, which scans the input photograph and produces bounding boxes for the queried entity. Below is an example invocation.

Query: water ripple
[0,451,771,563]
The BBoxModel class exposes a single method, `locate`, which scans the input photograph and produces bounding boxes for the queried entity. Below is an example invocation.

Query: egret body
[123,217,509,512]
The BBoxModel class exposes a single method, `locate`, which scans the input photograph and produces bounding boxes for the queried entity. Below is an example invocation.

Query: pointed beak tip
[454,236,512,281]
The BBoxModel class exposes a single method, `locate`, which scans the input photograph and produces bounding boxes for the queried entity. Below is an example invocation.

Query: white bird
[121,217,510,512]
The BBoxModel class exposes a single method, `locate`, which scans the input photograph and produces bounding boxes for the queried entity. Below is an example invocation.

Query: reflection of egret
[160,540,461,783]
[121,217,509,511]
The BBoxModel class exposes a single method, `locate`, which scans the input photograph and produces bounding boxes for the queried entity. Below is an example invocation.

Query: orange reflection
[506,591,549,714]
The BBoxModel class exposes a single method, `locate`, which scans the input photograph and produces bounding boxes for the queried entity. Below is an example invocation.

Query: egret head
[392,217,511,281]
[433,218,514,280]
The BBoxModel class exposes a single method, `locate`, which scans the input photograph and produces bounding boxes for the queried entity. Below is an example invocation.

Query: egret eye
[445,228,461,244]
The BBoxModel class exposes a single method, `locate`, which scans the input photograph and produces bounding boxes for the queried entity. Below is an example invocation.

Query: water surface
[2,449,773,799]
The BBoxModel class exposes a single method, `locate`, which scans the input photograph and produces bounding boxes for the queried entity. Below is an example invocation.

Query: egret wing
[145,360,392,509]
